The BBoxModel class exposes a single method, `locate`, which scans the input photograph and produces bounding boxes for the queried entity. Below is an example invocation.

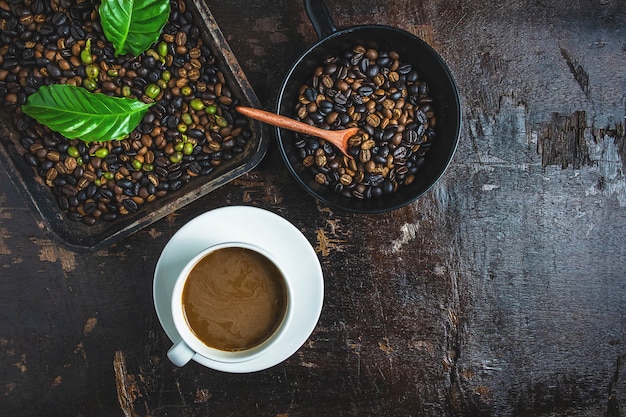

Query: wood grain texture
[0,0,625,416]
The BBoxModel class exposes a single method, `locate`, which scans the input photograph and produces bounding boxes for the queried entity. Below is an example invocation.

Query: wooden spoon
[236,106,358,157]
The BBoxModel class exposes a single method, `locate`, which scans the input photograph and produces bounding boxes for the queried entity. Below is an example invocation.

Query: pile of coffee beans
[0,0,252,225]
[294,45,436,199]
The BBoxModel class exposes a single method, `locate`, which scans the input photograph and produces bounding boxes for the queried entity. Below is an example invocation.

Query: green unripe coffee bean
[81,39,93,64]
[83,78,97,91]
[157,41,168,58]
[94,147,109,158]
[183,142,194,155]
[85,64,99,79]
[181,85,192,96]
[169,151,183,163]
[190,98,205,111]
[67,146,80,158]
[181,113,193,125]
[131,159,143,170]
[215,115,229,128]
[145,84,161,99]
[205,104,217,115]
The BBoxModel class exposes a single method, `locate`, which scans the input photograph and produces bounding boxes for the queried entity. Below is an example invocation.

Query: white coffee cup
[167,241,293,367]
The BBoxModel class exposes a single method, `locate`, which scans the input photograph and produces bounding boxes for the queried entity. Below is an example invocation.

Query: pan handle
[303,0,338,39]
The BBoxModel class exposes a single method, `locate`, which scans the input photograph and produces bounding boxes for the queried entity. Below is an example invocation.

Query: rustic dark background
[1,0,625,416]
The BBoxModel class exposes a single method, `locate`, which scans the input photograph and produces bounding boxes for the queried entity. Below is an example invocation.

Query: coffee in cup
[167,242,291,366]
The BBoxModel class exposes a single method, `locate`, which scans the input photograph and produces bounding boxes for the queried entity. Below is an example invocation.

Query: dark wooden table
[1,0,625,416]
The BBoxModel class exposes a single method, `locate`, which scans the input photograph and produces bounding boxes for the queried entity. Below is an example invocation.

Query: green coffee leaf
[22,84,154,143]
[100,0,170,57]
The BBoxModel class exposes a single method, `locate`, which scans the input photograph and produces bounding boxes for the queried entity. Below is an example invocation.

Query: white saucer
[153,206,324,373]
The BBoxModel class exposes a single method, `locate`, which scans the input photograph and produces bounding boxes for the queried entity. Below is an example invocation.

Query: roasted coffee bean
[82,215,96,226]
[52,12,68,26]
[57,195,69,211]
[24,153,38,166]
[67,211,82,221]
[334,93,348,106]
[70,24,85,39]
[358,86,374,96]
[100,212,116,222]
[294,45,437,200]
[61,184,78,196]
[122,198,138,213]
[366,64,380,78]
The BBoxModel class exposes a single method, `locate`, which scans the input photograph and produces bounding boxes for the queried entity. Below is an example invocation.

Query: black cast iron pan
[275,0,461,213]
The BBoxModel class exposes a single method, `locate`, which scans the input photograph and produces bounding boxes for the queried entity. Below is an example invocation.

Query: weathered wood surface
[0,0,625,416]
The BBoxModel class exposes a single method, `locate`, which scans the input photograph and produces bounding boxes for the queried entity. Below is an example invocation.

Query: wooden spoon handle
[236,106,330,139]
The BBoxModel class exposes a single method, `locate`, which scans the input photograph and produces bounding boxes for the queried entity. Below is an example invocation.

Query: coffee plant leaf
[22,85,154,143]
[100,0,170,57]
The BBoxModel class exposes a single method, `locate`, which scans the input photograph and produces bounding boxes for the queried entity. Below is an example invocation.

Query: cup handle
[167,339,195,367]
